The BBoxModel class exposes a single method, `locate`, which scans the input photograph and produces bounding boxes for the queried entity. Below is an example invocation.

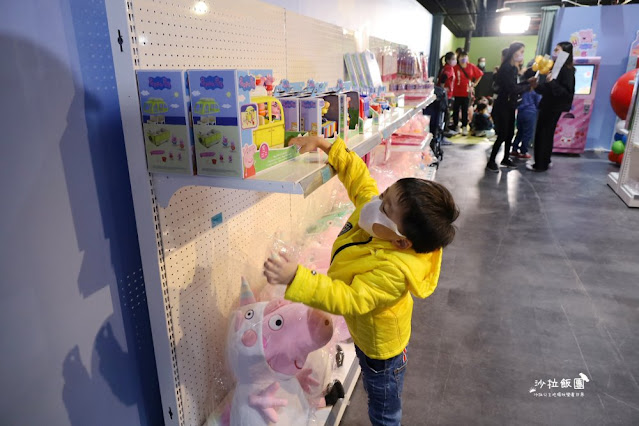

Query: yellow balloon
[532,63,539,71]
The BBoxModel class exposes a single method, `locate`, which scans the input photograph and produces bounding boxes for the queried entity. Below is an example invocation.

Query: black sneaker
[500,159,517,168]
[486,161,499,173]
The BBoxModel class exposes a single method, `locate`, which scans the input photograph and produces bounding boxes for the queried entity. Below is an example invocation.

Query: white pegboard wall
[159,186,294,425]
[131,0,287,77]
[285,11,347,84]
[118,1,422,425]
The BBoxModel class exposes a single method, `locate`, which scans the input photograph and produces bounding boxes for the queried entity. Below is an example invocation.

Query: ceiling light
[496,7,511,13]
[500,15,531,34]
[194,1,208,15]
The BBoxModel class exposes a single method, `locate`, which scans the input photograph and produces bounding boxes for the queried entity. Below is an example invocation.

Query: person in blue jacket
[511,65,542,159]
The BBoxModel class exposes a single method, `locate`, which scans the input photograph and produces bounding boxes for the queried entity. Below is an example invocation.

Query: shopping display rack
[104,1,435,425]
[608,71,639,207]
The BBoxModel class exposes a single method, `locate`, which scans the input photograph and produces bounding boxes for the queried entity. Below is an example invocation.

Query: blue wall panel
[552,5,639,150]
[0,0,162,424]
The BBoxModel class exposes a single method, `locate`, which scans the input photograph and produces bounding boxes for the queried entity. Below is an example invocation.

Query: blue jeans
[355,346,407,426]
[512,110,537,154]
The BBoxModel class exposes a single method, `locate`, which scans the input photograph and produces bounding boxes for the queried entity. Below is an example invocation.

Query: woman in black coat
[487,42,531,172]
[527,42,576,172]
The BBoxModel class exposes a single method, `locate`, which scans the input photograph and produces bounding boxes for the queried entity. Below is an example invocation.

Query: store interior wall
[0,0,162,425]
[261,0,432,54]
[439,25,456,61]
[467,35,539,71]
[552,4,639,150]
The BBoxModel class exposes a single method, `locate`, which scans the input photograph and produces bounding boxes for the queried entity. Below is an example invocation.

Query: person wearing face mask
[486,41,530,172]
[264,134,459,426]
[477,57,486,72]
[438,51,456,133]
[438,51,456,101]
[526,42,576,172]
[452,51,483,135]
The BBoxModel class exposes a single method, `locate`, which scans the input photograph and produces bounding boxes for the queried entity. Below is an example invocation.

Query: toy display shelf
[608,172,639,207]
[389,132,433,152]
[314,342,361,426]
[152,95,435,207]
[393,89,436,102]
[151,128,380,207]
[608,71,639,207]
[379,94,436,140]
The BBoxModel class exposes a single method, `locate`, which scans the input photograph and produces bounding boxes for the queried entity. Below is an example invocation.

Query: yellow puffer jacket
[285,138,442,360]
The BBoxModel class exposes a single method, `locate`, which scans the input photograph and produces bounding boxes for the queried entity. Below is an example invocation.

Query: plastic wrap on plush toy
[218,277,343,426]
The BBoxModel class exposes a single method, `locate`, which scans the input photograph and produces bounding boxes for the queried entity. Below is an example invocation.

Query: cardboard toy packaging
[136,70,195,174]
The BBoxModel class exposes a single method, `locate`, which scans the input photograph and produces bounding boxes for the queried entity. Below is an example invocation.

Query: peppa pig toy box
[136,70,195,174]
[187,69,300,178]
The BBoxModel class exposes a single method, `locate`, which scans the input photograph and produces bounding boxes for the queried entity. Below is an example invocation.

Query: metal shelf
[314,342,361,426]
[380,95,436,140]
[152,95,435,207]
[389,132,433,152]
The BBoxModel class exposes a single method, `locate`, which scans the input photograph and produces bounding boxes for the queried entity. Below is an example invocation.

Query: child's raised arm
[289,136,378,208]
[264,251,408,316]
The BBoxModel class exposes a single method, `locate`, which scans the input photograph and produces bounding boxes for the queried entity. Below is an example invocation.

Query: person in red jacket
[438,51,456,100]
[437,51,456,133]
[452,51,483,135]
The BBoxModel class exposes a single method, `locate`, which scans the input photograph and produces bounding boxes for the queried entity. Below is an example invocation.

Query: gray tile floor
[341,143,639,425]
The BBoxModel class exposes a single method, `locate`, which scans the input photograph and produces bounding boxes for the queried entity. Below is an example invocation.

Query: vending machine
[553,57,601,153]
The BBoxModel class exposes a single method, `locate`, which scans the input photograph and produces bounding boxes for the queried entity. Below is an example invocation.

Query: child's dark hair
[440,51,455,68]
[476,103,488,113]
[395,178,459,253]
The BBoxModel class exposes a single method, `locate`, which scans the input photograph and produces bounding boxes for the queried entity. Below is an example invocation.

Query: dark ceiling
[418,0,639,38]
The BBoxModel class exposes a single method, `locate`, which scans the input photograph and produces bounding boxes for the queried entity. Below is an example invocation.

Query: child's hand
[528,76,538,89]
[263,251,298,285]
[289,136,332,154]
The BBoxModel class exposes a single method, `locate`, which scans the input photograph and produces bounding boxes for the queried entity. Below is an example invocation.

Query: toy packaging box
[188,69,300,178]
[275,80,305,132]
[136,70,195,174]
[280,97,301,132]
[322,93,348,140]
[299,97,326,137]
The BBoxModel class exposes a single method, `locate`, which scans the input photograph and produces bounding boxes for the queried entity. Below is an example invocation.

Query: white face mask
[358,196,405,239]
[448,59,457,66]
[479,61,486,67]
[514,53,524,63]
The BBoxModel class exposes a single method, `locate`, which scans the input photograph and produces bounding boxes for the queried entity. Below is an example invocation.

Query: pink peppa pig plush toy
[221,278,343,426]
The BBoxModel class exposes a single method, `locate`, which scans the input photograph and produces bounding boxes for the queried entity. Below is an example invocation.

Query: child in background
[264,135,459,426]
[470,103,495,138]
[511,64,541,159]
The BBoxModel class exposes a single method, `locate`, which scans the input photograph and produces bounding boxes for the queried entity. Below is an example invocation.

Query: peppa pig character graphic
[559,136,574,147]
[220,154,225,162]
[231,141,236,151]
[222,278,336,426]
[229,154,233,163]
[243,144,257,177]
[271,102,282,121]
[223,136,229,147]
[179,140,185,150]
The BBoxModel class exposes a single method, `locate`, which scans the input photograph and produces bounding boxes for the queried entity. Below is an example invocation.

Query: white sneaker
[461,127,468,136]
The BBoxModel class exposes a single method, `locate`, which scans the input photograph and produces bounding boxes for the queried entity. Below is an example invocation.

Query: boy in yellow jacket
[264,135,459,426]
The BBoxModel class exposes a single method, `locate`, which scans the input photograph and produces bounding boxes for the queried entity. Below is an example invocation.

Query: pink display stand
[553,57,601,153]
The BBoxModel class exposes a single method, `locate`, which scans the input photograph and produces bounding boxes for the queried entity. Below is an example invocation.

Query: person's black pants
[489,103,516,164]
[533,108,563,170]
[452,96,470,128]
